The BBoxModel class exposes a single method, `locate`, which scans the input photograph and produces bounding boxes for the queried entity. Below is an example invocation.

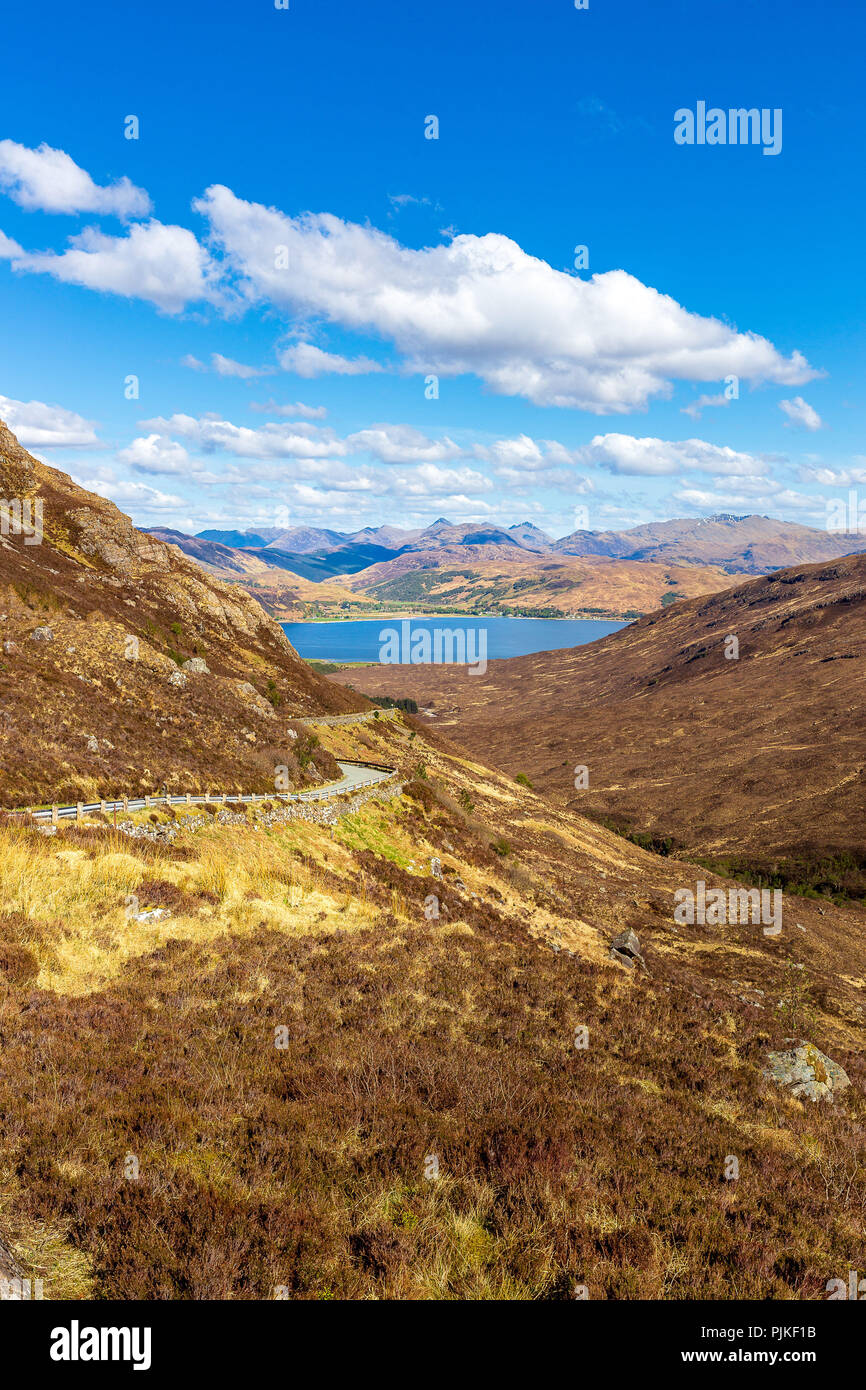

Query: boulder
[168,669,187,689]
[29,626,53,642]
[181,657,210,674]
[609,927,649,972]
[764,1043,850,1103]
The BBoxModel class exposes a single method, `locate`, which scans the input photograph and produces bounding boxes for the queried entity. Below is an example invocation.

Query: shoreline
[282,613,632,626]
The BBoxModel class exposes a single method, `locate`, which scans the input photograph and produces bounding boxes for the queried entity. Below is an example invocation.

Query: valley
[0,417,863,1305]
[328,551,866,887]
[3,0,863,1335]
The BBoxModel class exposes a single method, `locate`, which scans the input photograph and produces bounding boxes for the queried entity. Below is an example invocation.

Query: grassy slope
[0,714,863,1300]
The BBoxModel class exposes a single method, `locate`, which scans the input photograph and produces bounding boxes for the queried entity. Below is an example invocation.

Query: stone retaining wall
[77,777,406,843]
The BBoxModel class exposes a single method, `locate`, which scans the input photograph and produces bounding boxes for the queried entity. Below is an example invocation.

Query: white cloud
[680,392,731,419]
[0,394,100,448]
[0,229,24,258]
[116,434,192,475]
[277,341,383,377]
[74,475,185,511]
[582,434,767,478]
[0,140,151,218]
[139,412,346,460]
[474,434,583,471]
[673,484,817,515]
[392,464,493,496]
[182,352,273,378]
[779,396,823,430]
[388,193,433,210]
[195,183,817,412]
[249,399,327,420]
[211,353,272,379]
[8,221,223,314]
[799,462,866,487]
[347,423,462,464]
[289,482,380,511]
[0,169,820,414]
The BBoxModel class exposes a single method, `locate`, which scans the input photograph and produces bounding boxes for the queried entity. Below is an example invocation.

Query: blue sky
[0,0,864,538]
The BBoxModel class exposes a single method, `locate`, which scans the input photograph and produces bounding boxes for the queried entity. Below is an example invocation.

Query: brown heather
[0,711,862,1300]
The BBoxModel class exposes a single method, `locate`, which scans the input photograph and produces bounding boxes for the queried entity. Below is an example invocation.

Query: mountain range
[145,512,866,622]
[149,512,866,583]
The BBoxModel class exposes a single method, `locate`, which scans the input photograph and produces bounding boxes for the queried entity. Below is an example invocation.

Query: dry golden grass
[0,813,389,996]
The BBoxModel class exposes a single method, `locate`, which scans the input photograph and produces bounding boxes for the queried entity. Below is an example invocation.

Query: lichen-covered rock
[764,1043,851,1102]
[168,669,187,689]
[181,657,210,674]
[29,626,54,642]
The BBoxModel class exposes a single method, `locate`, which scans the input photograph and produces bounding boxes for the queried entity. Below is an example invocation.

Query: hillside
[0,419,362,806]
[329,552,866,881]
[344,548,735,617]
[1,708,863,1299]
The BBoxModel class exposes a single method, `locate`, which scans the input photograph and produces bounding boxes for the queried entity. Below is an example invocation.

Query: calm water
[281,615,627,663]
